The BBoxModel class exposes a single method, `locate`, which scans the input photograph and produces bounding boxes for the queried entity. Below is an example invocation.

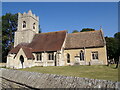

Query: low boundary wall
[0,68,119,89]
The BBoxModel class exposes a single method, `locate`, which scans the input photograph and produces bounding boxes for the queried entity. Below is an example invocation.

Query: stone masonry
[0,68,119,89]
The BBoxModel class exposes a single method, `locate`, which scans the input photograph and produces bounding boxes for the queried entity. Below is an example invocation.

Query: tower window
[23,21,26,28]
[33,23,36,29]
[80,50,84,61]
[67,53,70,63]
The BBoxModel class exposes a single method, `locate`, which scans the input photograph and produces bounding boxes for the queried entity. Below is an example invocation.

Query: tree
[0,17,2,62]
[2,13,18,62]
[114,32,120,68]
[80,28,95,32]
[2,13,42,62]
[105,32,120,68]
[72,30,79,33]
[105,37,117,60]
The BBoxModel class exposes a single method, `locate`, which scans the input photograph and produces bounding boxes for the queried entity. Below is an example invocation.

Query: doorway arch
[20,55,24,68]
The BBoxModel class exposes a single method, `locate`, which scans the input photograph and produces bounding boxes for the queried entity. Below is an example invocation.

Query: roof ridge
[36,30,67,35]
[68,30,101,35]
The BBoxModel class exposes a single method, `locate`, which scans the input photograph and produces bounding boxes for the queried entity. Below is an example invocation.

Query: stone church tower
[14,10,39,47]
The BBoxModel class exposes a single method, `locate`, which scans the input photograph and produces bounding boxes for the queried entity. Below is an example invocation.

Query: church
[6,10,108,69]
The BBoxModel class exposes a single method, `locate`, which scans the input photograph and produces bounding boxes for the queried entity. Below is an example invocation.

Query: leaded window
[48,53,54,60]
[33,23,36,29]
[67,53,70,63]
[23,21,26,28]
[36,53,42,61]
[92,51,98,60]
[80,50,84,61]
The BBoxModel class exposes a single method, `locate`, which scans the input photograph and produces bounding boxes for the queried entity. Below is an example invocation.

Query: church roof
[21,46,34,59]
[28,30,67,52]
[9,30,67,58]
[9,30,105,59]
[9,43,34,59]
[65,30,105,49]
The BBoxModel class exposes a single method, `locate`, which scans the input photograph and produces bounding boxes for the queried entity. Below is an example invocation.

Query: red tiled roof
[9,30,105,59]
[65,30,105,49]
[28,30,67,52]
[9,43,34,59]
[21,46,34,59]
[9,43,28,54]
[9,30,67,59]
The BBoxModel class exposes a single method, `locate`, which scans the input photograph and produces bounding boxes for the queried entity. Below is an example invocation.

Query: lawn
[19,65,119,82]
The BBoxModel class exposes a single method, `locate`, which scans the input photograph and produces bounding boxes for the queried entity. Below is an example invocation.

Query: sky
[2,2,118,37]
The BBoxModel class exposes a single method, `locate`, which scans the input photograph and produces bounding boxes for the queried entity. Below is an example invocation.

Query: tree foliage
[2,13,42,62]
[72,30,79,33]
[80,28,95,32]
[105,32,120,63]
[2,13,18,62]
[0,17,2,62]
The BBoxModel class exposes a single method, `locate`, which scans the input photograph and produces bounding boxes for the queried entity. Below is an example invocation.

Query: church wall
[14,30,36,47]
[13,48,34,69]
[64,46,107,66]
[14,11,39,47]
[6,54,16,68]
[33,52,57,67]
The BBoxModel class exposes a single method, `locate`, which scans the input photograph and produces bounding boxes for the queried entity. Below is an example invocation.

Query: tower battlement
[18,10,39,21]
[14,10,39,47]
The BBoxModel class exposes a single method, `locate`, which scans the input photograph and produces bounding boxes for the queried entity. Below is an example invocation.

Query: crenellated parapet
[18,10,39,21]
[14,10,39,47]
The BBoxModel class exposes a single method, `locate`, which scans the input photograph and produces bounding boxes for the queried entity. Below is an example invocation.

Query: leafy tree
[2,13,18,62]
[80,28,95,32]
[72,30,79,33]
[105,37,117,60]
[105,32,120,68]
[114,32,120,68]
[0,17,2,62]
[2,13,42,62]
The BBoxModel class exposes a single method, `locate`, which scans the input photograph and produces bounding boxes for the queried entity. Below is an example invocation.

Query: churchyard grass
[19,65,119,81]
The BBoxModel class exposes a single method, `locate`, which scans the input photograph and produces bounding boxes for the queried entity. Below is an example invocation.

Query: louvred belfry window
[23,21,26,28]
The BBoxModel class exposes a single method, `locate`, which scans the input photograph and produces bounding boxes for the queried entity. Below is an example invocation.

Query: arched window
[20,55,24,68]
[67,53,70,63]
[33,23,36,29]
[80,50,84,61]
[23,21,26,28]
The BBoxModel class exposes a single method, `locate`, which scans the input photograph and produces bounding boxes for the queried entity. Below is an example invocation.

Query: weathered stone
[1,68,118,89]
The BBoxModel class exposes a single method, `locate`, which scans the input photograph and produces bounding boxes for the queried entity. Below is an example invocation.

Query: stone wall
[64,46,107,66]
[0,68,119,89]
[0,63,6,67]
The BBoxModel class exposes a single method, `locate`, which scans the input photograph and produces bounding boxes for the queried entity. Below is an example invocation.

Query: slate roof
[65,30,105,49]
